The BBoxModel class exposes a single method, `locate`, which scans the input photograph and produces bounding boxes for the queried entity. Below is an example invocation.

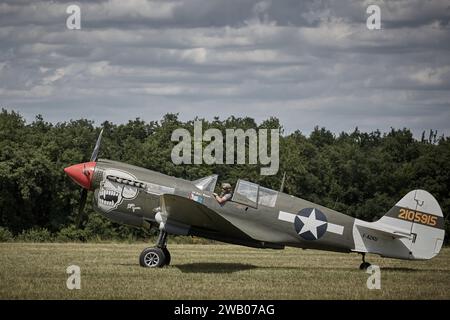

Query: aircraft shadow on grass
[176,265,430,273]
[175,262,258,273]
[379,267,430,273]
[117,262,428,273]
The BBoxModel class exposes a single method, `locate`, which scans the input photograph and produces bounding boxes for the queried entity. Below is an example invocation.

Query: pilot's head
[221,183,232,192]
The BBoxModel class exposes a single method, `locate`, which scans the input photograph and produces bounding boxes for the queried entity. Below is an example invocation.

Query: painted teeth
[99,189,119,207]
[100,199,115,206]
[101,190,119,196]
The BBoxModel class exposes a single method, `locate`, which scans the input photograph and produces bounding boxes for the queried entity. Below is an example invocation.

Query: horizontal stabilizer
[355,221,413,240]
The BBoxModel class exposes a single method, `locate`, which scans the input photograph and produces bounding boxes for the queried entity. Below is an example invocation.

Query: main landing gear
[359,253,371,270]
[139,230,171,268]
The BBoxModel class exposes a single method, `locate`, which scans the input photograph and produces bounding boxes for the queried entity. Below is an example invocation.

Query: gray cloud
[1,0,449,137]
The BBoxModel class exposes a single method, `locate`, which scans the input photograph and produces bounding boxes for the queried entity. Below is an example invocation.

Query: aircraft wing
[158,194,256,241]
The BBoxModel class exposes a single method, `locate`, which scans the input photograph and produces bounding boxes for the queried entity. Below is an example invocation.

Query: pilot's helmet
[221,183,232,191]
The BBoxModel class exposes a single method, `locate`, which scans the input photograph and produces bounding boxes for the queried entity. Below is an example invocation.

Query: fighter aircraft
[64,130,445,268]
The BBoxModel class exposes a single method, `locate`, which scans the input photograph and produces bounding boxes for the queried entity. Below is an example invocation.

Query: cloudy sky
[1,0,449,136]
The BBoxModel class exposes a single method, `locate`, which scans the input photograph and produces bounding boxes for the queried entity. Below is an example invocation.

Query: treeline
[0,109,449,242]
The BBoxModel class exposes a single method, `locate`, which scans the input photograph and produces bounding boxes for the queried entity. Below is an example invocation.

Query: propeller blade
[89,128,104,162]
[76,188,88,228]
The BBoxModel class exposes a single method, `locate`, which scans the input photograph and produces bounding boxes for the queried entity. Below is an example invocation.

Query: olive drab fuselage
[91,159,357,253]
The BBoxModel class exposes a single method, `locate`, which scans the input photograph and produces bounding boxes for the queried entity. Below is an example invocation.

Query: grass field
[0,243,449,299]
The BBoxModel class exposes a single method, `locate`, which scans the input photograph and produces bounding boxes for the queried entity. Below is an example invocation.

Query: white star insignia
[297,209,327,239]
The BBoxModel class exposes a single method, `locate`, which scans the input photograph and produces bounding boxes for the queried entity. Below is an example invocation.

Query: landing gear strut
[359,253,371,270]
[139,230,171,268]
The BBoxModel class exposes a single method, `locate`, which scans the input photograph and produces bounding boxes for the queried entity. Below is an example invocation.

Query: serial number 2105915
[398,208,437,226]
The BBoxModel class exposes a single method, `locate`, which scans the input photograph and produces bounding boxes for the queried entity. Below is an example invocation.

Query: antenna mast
[279,172,286,193]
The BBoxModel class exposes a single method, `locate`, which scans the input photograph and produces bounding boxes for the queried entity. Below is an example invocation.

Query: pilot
[213,183,233,204]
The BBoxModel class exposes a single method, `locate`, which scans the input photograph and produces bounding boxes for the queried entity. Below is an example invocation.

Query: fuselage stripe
[278,211,344,235]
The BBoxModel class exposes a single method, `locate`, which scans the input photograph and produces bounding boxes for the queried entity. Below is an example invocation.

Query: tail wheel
[139,247,166,268]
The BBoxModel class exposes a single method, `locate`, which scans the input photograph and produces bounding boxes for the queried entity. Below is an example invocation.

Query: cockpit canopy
[232,179,278,208]
[193,175,278,209]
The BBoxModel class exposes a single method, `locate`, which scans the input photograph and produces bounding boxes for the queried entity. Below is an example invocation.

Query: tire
[162,248,171,266]
[359,262,371,270]
[139,247,166,268]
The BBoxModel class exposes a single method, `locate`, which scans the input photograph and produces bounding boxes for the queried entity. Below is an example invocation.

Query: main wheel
[162,247,171,266]
[139,247,166,268]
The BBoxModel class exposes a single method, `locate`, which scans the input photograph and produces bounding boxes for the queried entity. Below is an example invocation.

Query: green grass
[0,243,449,299]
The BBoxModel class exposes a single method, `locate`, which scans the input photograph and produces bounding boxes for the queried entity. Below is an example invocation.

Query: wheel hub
[144,252,159,267]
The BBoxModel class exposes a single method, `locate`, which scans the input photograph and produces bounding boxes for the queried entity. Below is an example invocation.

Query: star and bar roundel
[294,208,328,240]
[278,208,344,240]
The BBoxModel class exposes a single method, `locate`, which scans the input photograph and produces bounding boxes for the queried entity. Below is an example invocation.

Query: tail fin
[354,190,445,260]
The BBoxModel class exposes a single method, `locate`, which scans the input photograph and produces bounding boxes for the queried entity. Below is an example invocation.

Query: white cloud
[42,67,65,84]
[89,0,180,20]
[411,66,450,86]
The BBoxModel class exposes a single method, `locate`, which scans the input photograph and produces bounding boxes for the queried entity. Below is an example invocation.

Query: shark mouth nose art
[99,190,119,206]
